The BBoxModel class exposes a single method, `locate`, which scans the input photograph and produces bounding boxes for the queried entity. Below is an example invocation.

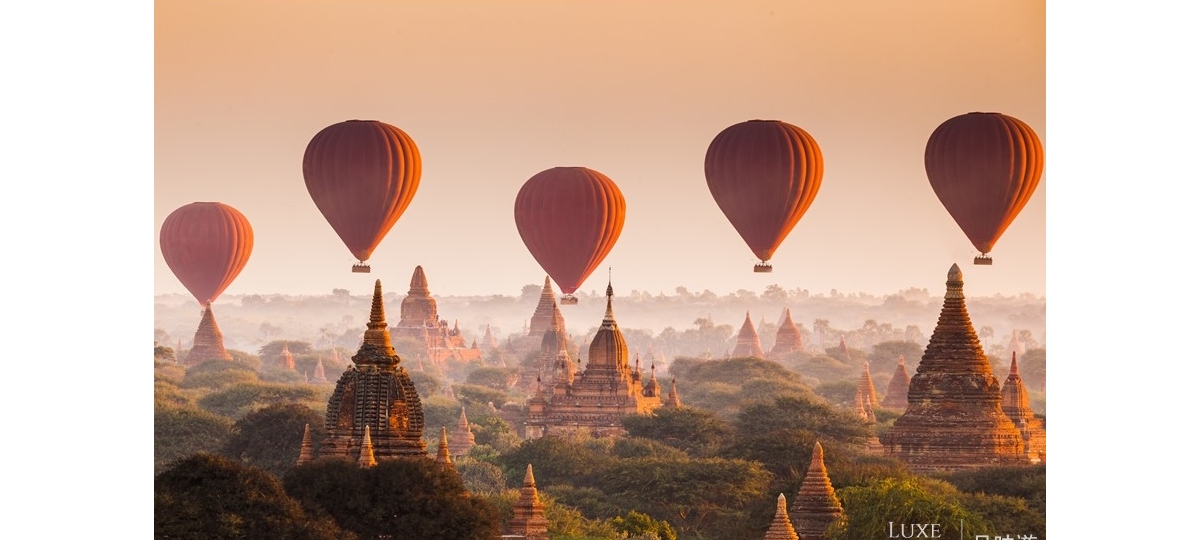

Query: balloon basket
[973,256,993,266]
[352,263,371,273]
[561,294,579,305]
[753,263,773,273]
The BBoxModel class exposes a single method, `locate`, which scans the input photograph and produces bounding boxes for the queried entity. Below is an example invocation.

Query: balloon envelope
[513,167,625,295]
[924,112,1044,256]
[302,120,421,262]
[160,202,254,305]
[704,120,823,265]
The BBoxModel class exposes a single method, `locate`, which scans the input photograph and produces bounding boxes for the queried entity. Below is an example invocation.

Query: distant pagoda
[856,362,878,409]
[507,464,550,540]
[512,277,567,358]
[311,352,328,383]
[390,266,482,368]
[732,312,765,359]
[880,355,910,409]
[662,377,683,409]
[517,300,573,394]
[277,342,296,371]
[790,442,844,540]
[434,426,456,473]
[769,308,804,359]
[448,407,476,457]
[184,302,232,366]
[764,493,800,540]
[882,265,1027,472]
[320,280,428,460]
[1000,352,1047,463]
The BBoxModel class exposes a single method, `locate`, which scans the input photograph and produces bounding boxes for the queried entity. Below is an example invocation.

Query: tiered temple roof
[277,342,295,371]
[518,301,573,394]
[524,281,663,438]
[482,324,499,350]
[511,277,567,359]
[312,352,328,383]
[857,362,878,409]
[296,424,315,466]
[769,308,804,359]
[1001,353,1047,463]
[790,442,844,540]
[732,312,765,359]
[662,377,683,409]
[184,303,232,366]
[508,464,549,540]
[881,356,910,409]
[448,407,476,457]
[882,265,1027,472]
[435,426,455,472]
[320,280,428,460]
[764,494,800,540]
[391,266,482,367]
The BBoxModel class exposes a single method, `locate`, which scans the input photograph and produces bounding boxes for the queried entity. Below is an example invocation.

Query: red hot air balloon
[303,120,422,273]
[704,120,824,272]
[159,202,254,306]
[924,112,1044,265]
[514,167,625,305]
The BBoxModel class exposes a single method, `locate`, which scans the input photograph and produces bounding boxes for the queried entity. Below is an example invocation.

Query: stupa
[1000,353,1047,463]
[357,425,377,468]
[518,301,572,393]
[881,265,1027,472]
[184,303,232,366]
[764,494,800,540]
[511,277,567,358]
[390,266,481,367]
[277,342,295,371]
[320,280,428,460]
[769,308,804,359]
[880,355,910,409]
[732,312,765,359]
[507,464,549,540]
[524,280,663,438]
[434,426,455,472]
[856,362,878,409]
[662,377,683,409]
[448,407,476,457]
[311,353,328,383]
[296,424,315,466]
[790,442,844,540]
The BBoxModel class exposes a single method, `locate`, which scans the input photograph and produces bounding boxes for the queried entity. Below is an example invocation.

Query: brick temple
[184,302,232,366]
[390,266,482,367]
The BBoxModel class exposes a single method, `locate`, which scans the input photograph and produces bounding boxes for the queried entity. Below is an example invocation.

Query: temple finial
[361,279,394,349]
[1010,351,1019,374]
[524,463,536,487]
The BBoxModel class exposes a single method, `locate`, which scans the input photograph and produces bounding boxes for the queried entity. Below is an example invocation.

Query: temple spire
[602,278,616,325]
[764,494,800,540]
[358,425,377,468]
[363,280,393,348]
[409,265,429,293]
[733,311,765,358]
[790,441,843,540]
[435,426,455,471]
[508,464,549,539]
[296,424,314,466]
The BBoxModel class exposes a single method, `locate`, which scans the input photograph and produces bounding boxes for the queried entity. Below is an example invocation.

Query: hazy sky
[155,1,1046,299]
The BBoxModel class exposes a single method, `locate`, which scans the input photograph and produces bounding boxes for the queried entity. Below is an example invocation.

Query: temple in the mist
[790,442,844,540]
[880,356,910,409]
[882,264,1028,472]
[1000,353,1046,463]
[510,277,570,360]
[276,342,296,371]
[516,279,576,393]
[316,280,429,461]
[184,302,233,366]
[732,312,765,359]
[769,308,804,359]
[524,281,665,438]
[390,266,482,367]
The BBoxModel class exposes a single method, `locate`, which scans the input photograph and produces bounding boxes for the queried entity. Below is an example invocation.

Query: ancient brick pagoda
[732,312,766,358]
[882,264,1027,472]
[390,266,482,367]
[277,342,296,371]
[311,351,328,383]
[769,308,804,359]
[517,298,574,394]
[511,277,569,359]
[1001,353,1047,463]
[880,355,910,409]
[320,280,428,460]
[790,442,844,540]
[524,281,664,438]
[448,407,476,457]
[764,493,800,540]
[481,324,500,350]
[184,302,232,366]
[857,362,878,409]
[507,464,549,540]
[434,427,455,473]
[662,377,683,409]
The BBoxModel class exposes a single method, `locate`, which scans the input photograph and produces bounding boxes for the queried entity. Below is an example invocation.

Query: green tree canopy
[180,360,260,390]
[621,407,733,457]
[223,402,325,478]
[155,405,233,474]
[826,477,988,540]
[197,381,325,419]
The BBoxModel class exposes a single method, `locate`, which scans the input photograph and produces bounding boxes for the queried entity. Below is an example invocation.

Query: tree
[465,367,519,390]
[867,340,925,374]
[155,405,233,474]
[498,436,615,489]
[284,457,501,540]
[1018,348,1046,392]
[621,407,733,457]
[180,360,260,390]
[155,453,352,540]
[223,402,326,478]
[154,342,177,363]
[978,326,995,351]
[259,340,314,359]
[826,478,988,540]
[197,382,326,419]
[610,510,677,540]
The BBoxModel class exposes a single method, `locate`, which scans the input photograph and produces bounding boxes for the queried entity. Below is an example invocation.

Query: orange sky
[155,1,1046,298]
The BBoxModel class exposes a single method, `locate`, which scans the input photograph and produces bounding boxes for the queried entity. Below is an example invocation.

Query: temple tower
[1001,353,1047,463]
[184,303,232,366]
[312,353,328,383]
[764,493,800,540]
[769,308,804,359]
[857,362,878,409]
[528,276,566,338]
[662,377,683,409]
[435,426,456,472]
[881,355,910,409]
[277,342,295,371]
[320,280,428,460]
[790,442,844,540]
[449,407,476,457]
[882,265,1026,472]
[357,425,377,468]
[296,424,315,466]
[732,312,765,359]
[508,464,550,540]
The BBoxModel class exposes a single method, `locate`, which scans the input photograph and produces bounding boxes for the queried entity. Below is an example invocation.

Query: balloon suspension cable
[352,261,371,273]
[561,294,579,305]
[753,261,773,273]
[973,254,993,266]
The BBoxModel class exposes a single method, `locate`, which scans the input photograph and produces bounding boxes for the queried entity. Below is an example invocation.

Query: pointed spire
[509,463,549,538]
[858,362,878,409]
[358,425,377,468]
[409,265,430,293]
[881,355,911,409]
[363,280,393,349]
[732,311,765,358]
[1009,351,1019,375]
[524,463,536,487]
[435,426,455,470]
[602,278,616,325]
[663,376,683,408]
[312,354,327,382]
[449,407,476,457]
[185,302,232,365]
[764,493,800,540]
[790,441,843,540]
[296,423,314,466]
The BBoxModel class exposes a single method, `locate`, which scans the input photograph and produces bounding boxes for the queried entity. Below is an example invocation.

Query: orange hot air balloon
[924,112,1044,265]
[303,120,422,273]
[159,202,254,306]
[514,167,625,305]
[704,120,824,272]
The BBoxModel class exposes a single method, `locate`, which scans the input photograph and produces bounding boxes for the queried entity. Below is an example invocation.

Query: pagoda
[277,342,296,371]
[524,280,663,438]
[764,494,800,540]
[880,355,910,409]
[732,312,765,359]
[481,324,500,350]
[434,427,456,473]
[1000,353,1047,463]
[882,265,1027,472]
[311,352,328,383]
[662,377,683,409]
[769,308,804,359]
[320,280,428,460]
[390,266,481,367]
[184,303,232,366]
[856,362,878,409]
[517,300,573,393]
[512,277,567,358]
[448,407,476,457]
[790,442,844,540]
[507,464,550,540]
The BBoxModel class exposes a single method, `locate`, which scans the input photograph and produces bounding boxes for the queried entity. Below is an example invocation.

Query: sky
[155,1,1047,299]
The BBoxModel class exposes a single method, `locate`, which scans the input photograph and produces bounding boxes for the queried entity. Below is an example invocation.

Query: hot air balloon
[514,167,625,305]
[704,119,824,272]
[159,202,254,305]
[924,112,1044,265]
[303,119,422,273]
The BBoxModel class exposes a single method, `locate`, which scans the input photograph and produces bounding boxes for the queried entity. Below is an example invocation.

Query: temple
[1000,353,1047,463]
[517,298,573,394]
[662,377,683,409]
[434,427,455,473]
[789,442,844,540]
[880,356,910,409]
[732,312,765,358]
[277,342,296,371]
[769,308,804,359]
[507,464,549,540]
[448,407,476,457]
[319,280,428,460]
[882,265,1028,472]
[764,494,800,540]
[184,303,232,366]
[311,352,328,383]
[524,280,664,438]
[511,277,568,359]
[390,266,482,368]
[856,362,878,409]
